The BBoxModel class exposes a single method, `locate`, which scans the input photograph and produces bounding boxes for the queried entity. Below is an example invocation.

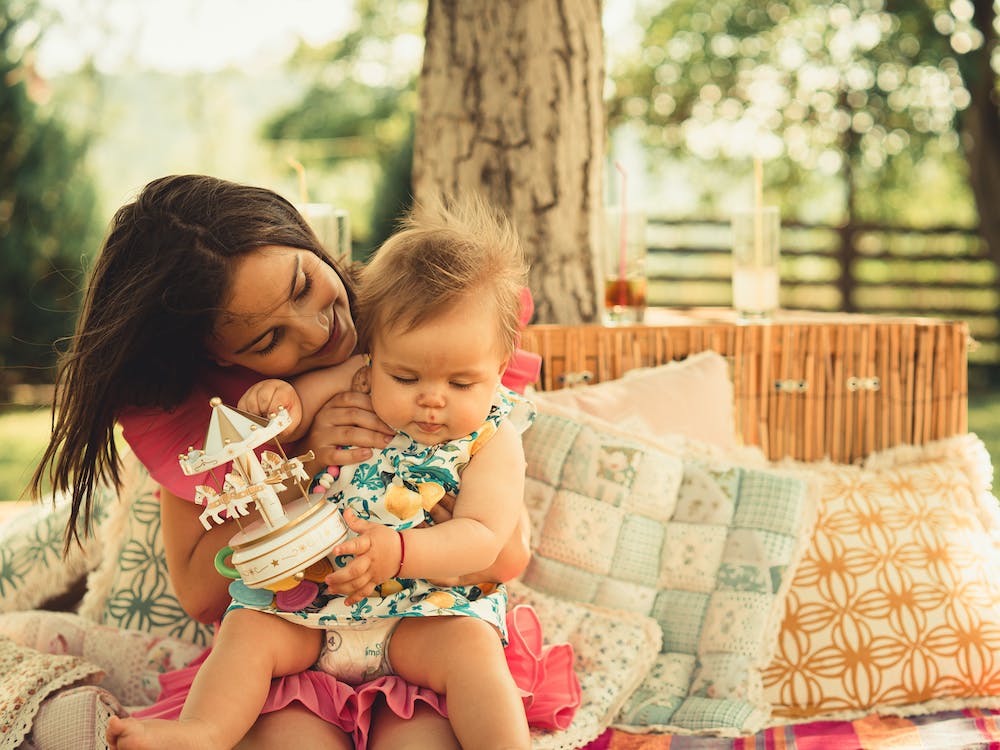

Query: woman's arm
[158,486,237,623]
[239,356,365,443]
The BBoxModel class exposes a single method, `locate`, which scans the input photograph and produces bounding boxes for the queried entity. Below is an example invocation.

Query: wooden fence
[646,218,999,369]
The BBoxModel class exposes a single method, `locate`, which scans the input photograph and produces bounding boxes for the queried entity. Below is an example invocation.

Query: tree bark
[413,0,605,324]
[964,0,1000,271]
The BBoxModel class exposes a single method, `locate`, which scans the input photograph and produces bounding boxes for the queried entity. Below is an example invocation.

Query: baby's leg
[107,609,323,750]
[389,617,530,750]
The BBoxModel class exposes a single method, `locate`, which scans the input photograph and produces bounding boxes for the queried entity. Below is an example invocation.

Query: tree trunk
[413,0,605,324]
[964,0,1000,273]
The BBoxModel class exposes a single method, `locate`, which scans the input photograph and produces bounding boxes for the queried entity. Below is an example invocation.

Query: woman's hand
[300,389,394,466]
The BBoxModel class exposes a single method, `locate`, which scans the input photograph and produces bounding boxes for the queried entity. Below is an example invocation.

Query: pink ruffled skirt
[133,605,580,748]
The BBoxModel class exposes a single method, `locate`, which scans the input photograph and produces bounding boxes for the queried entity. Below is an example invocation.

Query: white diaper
[316,618,399,685]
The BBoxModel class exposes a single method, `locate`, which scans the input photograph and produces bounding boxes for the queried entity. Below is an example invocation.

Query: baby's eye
[391,375,416,384]
[450,382,474,390]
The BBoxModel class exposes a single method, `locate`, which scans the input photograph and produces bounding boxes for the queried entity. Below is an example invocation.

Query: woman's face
[207,245,357,377]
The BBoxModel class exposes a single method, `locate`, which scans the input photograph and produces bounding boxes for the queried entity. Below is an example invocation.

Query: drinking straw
[288,156,310,205]
[614,161,628,305]
[753,157,764,266]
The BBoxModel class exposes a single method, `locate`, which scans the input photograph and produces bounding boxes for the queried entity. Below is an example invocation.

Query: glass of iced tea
[603,208,647,325]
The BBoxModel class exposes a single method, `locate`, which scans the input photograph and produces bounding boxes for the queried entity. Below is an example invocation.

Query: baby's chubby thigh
[218,607,325,677]
[387,616,506,694]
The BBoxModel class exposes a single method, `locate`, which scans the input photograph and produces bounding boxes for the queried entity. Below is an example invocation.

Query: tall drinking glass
[731,207,780,319]
[603,208,648,325]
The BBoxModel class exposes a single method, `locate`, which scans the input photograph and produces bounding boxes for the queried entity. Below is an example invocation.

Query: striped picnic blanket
[582,709,1000,749]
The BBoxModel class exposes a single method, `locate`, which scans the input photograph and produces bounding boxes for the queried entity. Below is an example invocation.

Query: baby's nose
[418,389,446,407]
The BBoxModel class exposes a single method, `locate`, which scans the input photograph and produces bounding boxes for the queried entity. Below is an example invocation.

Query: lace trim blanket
[0,636,104,750]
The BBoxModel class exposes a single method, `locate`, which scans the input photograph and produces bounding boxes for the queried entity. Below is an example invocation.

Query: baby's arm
[326,420,526,601]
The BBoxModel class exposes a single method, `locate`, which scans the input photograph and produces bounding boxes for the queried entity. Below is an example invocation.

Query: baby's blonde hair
[357,195,528,359]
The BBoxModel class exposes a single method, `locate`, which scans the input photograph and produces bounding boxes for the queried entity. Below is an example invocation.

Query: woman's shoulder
[119,364,263,500]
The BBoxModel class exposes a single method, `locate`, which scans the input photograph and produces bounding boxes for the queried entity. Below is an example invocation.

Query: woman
[32,174,535,749]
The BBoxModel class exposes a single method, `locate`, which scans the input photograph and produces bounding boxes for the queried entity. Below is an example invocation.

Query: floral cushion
[0,486,112,614]
[520,401,816,736]
[78,455,213,647]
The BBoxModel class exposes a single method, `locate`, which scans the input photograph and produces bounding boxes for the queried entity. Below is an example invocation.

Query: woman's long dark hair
[31,174,356,551]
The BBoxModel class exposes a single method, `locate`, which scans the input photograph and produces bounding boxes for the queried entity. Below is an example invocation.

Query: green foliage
[260,0,423,253]
[0,0,102,384]
[611,0,993,225]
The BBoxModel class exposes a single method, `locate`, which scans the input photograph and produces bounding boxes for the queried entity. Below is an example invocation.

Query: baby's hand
[325,510,403,605]
[238,379,304,440]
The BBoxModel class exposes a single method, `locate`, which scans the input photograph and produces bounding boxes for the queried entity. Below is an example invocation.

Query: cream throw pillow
[532,350,738,451]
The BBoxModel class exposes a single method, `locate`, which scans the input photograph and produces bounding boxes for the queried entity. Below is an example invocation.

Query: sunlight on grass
[0,406,53,501]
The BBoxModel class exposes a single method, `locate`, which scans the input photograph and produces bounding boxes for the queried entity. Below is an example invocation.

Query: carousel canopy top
[179,397,291,475]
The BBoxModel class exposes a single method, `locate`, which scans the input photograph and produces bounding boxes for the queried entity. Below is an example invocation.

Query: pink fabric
[119,364,261,501]
[132,605,579,747]
[500,287,542,395]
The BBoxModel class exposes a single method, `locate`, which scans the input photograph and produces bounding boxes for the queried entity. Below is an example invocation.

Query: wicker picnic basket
[521,310,970,464]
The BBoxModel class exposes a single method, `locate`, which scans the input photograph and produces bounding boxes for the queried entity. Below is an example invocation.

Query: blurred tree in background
[608,0,997,242]
[261,0,422,258]
[0,0,102,388]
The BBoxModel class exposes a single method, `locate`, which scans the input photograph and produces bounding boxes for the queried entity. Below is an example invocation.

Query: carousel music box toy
[179,397,350,609]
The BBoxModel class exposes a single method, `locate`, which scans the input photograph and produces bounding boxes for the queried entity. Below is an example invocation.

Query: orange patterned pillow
[763,434,1000,721]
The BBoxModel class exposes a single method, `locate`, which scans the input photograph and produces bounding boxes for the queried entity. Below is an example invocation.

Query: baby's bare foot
[107,715,221,750]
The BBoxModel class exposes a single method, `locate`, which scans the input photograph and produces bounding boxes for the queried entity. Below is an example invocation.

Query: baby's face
[368,296,507,445]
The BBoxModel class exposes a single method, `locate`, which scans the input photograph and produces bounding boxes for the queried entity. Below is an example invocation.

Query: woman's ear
[212,357,235,368]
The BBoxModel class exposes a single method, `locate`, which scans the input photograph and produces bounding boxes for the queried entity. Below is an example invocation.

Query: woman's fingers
[426,494,457,524]
[312,445,376,467]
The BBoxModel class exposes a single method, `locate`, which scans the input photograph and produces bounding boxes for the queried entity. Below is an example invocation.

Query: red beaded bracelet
[395,530,406,578]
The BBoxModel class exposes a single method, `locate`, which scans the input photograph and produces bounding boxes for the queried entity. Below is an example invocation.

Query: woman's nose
[295,309,330,351]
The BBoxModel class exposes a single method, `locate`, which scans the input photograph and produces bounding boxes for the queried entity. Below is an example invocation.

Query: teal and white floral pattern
[233,387,534,641]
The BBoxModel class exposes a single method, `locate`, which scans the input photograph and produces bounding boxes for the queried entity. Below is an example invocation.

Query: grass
[0,405,54,502]
[3,392,1000,502]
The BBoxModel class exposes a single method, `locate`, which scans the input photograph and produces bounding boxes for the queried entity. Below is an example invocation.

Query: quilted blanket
[0,636,104,749]
[584,709,1000,749]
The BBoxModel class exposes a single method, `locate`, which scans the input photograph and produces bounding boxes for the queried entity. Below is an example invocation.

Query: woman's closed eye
[294,269,313,301]
[255,328,284,356]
